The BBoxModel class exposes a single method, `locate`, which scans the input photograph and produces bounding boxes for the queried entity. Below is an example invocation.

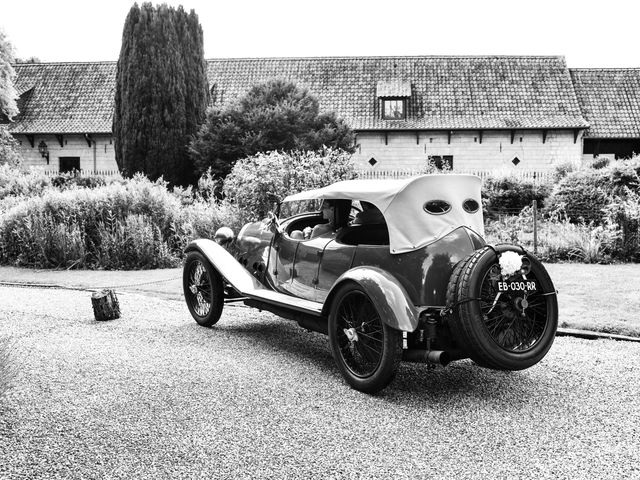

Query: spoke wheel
[329,284,402,393]
[183,251,224,327]
[478,265,548,353]
[446,247,558,371]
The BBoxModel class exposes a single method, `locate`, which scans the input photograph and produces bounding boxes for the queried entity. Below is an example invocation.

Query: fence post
[532,199,538,254]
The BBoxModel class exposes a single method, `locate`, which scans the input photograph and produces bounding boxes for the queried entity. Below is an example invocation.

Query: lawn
[545,263,640,337]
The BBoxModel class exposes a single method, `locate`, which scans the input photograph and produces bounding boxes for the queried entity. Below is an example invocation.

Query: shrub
[603,189,640,262]
[0,172,242,269]
[482,175,550,218]
[0,165,51,201]
[189,80,355,182]
[546,157,640,224]
[591,156,610,169]
[222,148,356,222]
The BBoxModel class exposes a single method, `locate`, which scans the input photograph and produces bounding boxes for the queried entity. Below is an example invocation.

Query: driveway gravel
[0,285,639,479]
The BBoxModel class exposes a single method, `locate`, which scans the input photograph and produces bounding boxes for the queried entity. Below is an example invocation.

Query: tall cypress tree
[113,2,209,186]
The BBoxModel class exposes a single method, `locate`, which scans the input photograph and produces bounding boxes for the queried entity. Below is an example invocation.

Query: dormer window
[377,80,411,121]
[383,99,406,120]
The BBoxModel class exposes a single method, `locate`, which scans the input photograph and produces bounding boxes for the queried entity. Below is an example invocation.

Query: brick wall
[352,129,584,171]
[14,134,117,172]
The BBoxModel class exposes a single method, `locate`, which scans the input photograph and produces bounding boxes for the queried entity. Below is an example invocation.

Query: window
[382,99,405,120]
[427,155,453,170]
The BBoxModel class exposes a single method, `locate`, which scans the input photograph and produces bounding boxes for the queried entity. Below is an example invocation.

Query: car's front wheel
[328,284,402,393]
[183,251,224,327]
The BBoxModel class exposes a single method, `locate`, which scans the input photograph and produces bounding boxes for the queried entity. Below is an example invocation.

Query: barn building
[4,56,639,175]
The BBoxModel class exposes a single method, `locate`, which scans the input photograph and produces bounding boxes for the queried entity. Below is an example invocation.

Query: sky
[2,0,639,68]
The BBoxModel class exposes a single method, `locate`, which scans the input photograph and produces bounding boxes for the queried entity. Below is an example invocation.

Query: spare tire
[446,246,558,370]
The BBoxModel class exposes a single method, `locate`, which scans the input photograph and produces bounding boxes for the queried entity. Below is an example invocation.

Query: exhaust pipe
[403,349,451,366]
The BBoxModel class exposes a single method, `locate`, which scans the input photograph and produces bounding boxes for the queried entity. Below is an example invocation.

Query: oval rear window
[423,200,451,215]
[463,199,480,213]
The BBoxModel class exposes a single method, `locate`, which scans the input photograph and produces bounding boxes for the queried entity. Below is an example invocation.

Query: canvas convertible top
[284,174,484,254]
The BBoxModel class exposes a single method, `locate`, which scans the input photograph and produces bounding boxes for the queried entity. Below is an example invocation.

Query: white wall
[14,134,117,172]
[351,129,584,171]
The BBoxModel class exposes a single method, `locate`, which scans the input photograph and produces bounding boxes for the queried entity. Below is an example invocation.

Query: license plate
[497,280,537,293]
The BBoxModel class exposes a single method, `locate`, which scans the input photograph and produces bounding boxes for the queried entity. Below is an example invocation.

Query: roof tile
[570,68,640,138]
[8,56,590,134]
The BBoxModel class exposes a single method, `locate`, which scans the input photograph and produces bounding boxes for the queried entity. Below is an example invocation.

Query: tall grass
[0,170,240,269]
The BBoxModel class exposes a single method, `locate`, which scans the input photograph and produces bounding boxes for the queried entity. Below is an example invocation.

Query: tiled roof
[7,56,590,134]
[570,68,640,138]
[207,56,588,130]
[376,80,411,98]
[8,62,116,134]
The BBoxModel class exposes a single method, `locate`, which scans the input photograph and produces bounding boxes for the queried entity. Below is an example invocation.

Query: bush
[0,172,241,269]
[0,165,51,201]
[189,80,355,182]
[484,208,616,263]
[546,157,640,224]
[603,189,640,262]
[482,175,550,218]
[222,148,356,222]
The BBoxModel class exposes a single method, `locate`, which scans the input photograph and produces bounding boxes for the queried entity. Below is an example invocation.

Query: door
[59,157,80,173]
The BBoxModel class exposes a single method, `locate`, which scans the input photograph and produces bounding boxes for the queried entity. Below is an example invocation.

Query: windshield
[278,199,323,220]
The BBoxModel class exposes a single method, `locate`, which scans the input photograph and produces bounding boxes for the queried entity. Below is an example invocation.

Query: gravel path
[1,286,639,479]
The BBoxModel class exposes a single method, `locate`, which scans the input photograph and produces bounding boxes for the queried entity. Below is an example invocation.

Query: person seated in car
[352,201,385,225]
[309,200,336,239]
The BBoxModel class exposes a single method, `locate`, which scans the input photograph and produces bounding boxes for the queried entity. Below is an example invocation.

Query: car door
[289,236,334,301]
[315,239,357,303]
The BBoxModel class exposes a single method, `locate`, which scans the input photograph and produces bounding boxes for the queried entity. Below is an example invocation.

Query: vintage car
[182,175,558,393]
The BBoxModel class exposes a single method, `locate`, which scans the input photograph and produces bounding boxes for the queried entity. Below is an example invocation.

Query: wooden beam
[479,130,483,144]
[25,135,34,148]
[55,134,64,147]
[510,130,516,144]
[384,131,388,145]
[542,129,548,144]
[447,130,452,145]
[574,129,580,144]
[84,134,93,147]
[416,132,420,145]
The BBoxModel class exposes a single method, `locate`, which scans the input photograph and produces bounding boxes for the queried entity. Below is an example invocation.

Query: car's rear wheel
[183,251,224,327]
[329,284,402,393]
[446,246,558,370]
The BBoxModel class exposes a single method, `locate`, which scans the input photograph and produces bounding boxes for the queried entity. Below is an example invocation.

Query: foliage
[546,157,640,224]
[113,2,209,186]
[421,158,453,174]
[222,148,357,222]
[484,208,617,263]
[603,189,640,262]
[0,169,242,269]
[0,165,51,202]
[0,30,19,120]
[482,175,550,217]
[0,126,21,166]
[189,79,355,181]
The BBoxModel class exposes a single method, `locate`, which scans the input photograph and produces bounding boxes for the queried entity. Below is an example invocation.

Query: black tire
[446,246,558,371]
[183,251,224,327]
[328,283,403,393]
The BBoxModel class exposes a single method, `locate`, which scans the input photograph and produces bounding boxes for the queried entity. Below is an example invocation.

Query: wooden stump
[91,289,121,321]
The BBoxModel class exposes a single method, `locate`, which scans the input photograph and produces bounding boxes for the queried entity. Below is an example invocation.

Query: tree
[113,2,209,186]
[0,30,20,166]
[189,79,356,181]
[0,30,19,121]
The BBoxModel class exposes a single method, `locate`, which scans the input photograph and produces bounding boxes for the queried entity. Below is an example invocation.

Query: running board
[187,239,324,317]
[244,289,323,316]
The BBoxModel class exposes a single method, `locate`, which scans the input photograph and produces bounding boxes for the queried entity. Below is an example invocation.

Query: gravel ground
[0,286,639,479]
